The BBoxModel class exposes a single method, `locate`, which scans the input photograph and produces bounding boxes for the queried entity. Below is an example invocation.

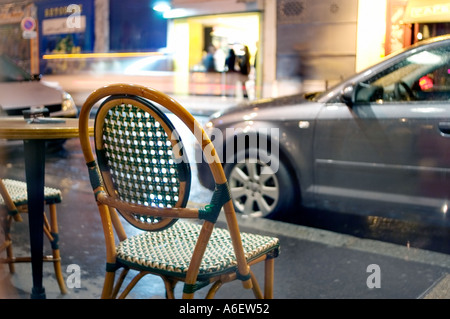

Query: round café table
[0,117,93,299]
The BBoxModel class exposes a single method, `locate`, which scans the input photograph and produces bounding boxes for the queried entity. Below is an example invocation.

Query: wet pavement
[2,177,450,300]
[1,94,449,300]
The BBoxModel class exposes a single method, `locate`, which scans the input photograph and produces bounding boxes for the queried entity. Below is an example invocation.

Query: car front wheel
[224,149,295,220]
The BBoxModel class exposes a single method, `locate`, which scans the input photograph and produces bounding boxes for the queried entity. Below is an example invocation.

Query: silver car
[196,35,450,224]
[0,54,78,148]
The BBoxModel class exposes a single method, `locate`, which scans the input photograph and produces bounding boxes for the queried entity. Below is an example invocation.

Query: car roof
[315,35,450,102]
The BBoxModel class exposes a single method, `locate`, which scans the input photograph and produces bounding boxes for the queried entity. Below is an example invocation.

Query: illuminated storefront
[37,0,95,74]
[403,0,450,43]
[167,12,261,97]
[385,0,450,58]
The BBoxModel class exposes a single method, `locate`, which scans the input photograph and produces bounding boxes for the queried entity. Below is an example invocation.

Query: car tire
[224,148,295,220]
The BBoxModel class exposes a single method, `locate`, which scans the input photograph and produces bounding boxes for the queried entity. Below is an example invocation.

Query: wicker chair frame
[78,83,280,299]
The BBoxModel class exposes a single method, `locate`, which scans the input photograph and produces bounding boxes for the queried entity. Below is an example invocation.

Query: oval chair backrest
[94,94,191,230]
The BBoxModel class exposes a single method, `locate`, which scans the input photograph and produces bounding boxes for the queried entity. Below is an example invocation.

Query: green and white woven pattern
[116,221,280,279]
[0,178,62,207]
[102,104,182,209]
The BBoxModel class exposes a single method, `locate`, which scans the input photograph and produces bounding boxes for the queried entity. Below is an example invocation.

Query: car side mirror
[340,84,354,107]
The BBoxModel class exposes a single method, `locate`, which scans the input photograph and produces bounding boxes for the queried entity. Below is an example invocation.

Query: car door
[313,45,450,219]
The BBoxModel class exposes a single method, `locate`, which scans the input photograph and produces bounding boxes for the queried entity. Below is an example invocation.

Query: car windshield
[0,55,32,82]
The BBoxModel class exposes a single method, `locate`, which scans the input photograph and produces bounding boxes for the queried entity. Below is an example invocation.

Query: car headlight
[204,121,216,139]
[61,92,77,115]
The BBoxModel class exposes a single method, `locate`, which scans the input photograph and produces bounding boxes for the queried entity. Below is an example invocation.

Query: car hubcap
[228,159,279,218]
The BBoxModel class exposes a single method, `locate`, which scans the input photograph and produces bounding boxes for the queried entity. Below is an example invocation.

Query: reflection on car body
[196,35,450,224]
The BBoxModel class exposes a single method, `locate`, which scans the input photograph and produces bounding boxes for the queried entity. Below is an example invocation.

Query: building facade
[1,0,449,99]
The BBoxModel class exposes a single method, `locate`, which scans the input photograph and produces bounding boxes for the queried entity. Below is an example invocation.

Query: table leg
[23,139,46,299]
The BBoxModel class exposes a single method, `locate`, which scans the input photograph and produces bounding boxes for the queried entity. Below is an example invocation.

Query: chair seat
[116,221,280,280]
[0,179,62,209]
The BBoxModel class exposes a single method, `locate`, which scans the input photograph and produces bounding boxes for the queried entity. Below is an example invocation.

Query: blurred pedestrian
[225,48,236,72]
[203,46,216,72]
[239,45,251,76]
[237,45,251,98]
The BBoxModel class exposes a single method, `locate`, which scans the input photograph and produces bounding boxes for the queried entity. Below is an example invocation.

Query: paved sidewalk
[2,202,449,299]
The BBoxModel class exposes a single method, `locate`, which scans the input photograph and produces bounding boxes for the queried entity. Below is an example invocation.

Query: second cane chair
[0,178,67,294]
[78,83,280,299]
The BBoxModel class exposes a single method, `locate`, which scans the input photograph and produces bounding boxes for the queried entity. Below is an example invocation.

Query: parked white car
[0,54,78,148]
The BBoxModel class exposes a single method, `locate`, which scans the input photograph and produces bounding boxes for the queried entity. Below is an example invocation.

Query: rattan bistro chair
[0,178,67,294]
[78,83,280,299]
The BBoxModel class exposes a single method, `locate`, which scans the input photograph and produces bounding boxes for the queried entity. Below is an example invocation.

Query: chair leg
[5,242,15,273]
[205,280,223,299]
[47,204,67,294]
[162,276,178,299]
[264,257,275,299]
[111,268,129,298]
[102,271,116,299]
[118,271,148,299]
[250,271,263,299]
[0,240,15,273]
[4,216,15,274]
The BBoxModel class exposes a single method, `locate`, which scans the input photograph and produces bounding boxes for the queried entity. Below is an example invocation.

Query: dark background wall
[109,0,167,52]
[276,0,358,83]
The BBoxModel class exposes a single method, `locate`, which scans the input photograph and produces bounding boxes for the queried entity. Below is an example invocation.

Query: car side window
[355,48,450,103]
